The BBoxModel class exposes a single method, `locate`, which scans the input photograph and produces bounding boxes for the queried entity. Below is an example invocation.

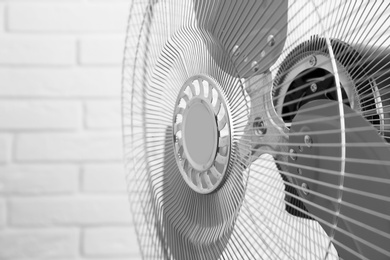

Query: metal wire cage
[122,1,390,259]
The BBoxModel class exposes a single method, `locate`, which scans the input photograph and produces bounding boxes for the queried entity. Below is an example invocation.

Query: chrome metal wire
[123,1,390,259]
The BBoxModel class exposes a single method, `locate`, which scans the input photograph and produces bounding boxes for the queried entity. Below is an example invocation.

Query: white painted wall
[0,0,141,259]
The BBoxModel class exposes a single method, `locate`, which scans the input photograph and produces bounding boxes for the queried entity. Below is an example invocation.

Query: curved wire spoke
[123,0,390,259]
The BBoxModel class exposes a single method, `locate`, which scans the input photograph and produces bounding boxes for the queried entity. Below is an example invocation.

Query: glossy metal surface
[173,75,231,194]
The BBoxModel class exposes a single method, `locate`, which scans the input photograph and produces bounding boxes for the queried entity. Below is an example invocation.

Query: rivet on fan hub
[172,75,231,194]
[301,182,310,195]
[289,148,297,161]
[310,83,317,93]
[253,117,266,136]
[251,61,259,72]
[309,55,317,66]
[232,45,240,56]
[267,35,275,47]
[304,135,313,148]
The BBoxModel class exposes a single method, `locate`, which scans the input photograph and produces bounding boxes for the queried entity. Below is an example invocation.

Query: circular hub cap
[173,75,231,194]
[183,99,217,171]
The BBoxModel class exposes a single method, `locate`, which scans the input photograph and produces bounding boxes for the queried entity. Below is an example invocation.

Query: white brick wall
[16,132,123,161]
[9,196,132,226]
[0,0,141,259]
[0,229,79,259]
[0,200,5,227]
[0,35,76,65]
[0,134,12,163]
[0,68,121,97]
[0,5,4,33]
[0,100,83,130]
[8,4,129,32]
[82,163,126,192]
[0,164,79,194]
[85,100,122,129]
[79,36,124,65]
[83,227,139,257]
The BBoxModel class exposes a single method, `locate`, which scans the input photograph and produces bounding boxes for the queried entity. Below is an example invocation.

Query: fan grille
[123,0,390,259]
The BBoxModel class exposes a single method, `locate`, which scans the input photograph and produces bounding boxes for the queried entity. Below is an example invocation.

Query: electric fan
[122,0,390,259]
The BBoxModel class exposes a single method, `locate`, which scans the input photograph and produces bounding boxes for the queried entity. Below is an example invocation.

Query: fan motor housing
[289,99,390,260]
[274,37,390,141]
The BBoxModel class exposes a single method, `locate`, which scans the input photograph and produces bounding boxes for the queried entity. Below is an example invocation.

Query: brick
[0,164,78,194]
[0,199,5,227]
[83,163,126,192]
[0,35,75,65]
[0,100,82,130]
[83,227,140,256]
[0,228,78,259]
[80,258,141,260]
[85,100,121,129]
[2,0,81,2]
[99,258,142,260]
[8,3,129,33]
[0,68,121,97]
[9,196,131,226]
[16,132,122,162]
[0,134,12,163]
[0,4,4,32]
[79,35,125,65]
[89,0,132,2]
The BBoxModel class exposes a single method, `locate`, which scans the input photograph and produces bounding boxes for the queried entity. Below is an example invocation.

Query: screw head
[302,183,310,195]
[309,55,317,66]
[232,45,240,56]
[253,118,266,136]
[251,61,259,72]
[289,148,297,161]
[310,83,317,92]
[304,135,313,148]
[267,35,275,47]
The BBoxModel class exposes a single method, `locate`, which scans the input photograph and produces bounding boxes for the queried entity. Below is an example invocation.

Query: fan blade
[193,0,288,77]
[289,99,390,259]
[124,1,390,259]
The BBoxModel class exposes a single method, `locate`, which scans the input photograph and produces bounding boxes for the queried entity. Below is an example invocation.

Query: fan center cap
[183,99,217,170]
[172,75,231,194]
